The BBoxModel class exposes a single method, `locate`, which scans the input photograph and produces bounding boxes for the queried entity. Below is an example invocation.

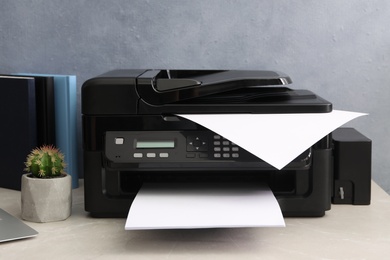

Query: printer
[82,69,371,217]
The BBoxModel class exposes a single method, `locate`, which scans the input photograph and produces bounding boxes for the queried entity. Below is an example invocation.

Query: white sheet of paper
[125,182,285,230]
[178,110,367,170]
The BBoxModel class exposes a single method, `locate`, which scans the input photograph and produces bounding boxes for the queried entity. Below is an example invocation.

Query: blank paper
[125,182,285,230]
[178,110,367,170]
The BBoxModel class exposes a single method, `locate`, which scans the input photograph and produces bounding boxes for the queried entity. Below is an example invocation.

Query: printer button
[133,153,143,158]
[199,153,208,158]
[232,147,239,152]
[115,138,124,145]
[214,153,221,158]
[147,153,156,158]
[222,141,230,146]
[187,136,208,152]
[214,135,221,140]
[223,153,230,158]
[159,153,169,158]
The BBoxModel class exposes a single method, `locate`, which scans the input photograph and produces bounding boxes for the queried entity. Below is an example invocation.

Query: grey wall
[1,1,389,193]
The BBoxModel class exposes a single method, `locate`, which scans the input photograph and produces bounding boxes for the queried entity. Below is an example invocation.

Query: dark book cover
[0,76,37,190]
[18,76,56,146]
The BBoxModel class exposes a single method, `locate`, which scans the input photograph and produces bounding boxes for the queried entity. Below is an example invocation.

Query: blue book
[16,73,78,188]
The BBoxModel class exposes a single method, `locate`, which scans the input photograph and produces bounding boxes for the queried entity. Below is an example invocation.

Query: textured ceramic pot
[21,173,72,223]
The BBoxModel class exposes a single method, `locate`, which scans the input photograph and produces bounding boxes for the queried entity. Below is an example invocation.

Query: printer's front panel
[104,130,311,170]
[105,130,248,163]
[83,114,332,217]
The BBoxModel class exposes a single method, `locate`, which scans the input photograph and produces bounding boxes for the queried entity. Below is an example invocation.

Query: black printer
[82,69,371,217]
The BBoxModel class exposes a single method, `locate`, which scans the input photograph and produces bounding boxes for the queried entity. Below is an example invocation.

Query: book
[0,76,37,190]
[28,76,56,145]
[17,73,78,188]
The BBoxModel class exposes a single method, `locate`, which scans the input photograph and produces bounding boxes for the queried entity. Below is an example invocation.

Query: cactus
[24,145,67,178]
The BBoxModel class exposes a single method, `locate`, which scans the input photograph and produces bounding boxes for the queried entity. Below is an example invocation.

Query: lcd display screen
[136,140,175,149]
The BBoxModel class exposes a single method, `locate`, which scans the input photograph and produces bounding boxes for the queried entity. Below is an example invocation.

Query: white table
[1,180,390,259]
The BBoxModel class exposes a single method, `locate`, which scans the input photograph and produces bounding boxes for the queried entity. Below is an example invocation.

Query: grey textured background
[1,1,389,193]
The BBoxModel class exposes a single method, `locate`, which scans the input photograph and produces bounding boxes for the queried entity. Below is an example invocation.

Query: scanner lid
[136,70,292,105]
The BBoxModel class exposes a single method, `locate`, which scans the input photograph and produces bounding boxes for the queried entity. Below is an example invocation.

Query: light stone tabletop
[1,180,389,260]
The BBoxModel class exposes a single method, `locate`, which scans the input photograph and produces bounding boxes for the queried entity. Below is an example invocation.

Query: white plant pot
[21,173,72,223]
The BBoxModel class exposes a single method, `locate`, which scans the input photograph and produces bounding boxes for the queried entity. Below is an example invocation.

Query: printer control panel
[105,131,258,164]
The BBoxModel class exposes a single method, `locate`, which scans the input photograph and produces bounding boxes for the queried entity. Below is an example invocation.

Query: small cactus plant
[24,145,67,178]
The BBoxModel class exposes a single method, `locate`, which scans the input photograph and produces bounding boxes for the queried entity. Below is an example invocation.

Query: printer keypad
[213,135,239,159]
[187,135,208,152]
